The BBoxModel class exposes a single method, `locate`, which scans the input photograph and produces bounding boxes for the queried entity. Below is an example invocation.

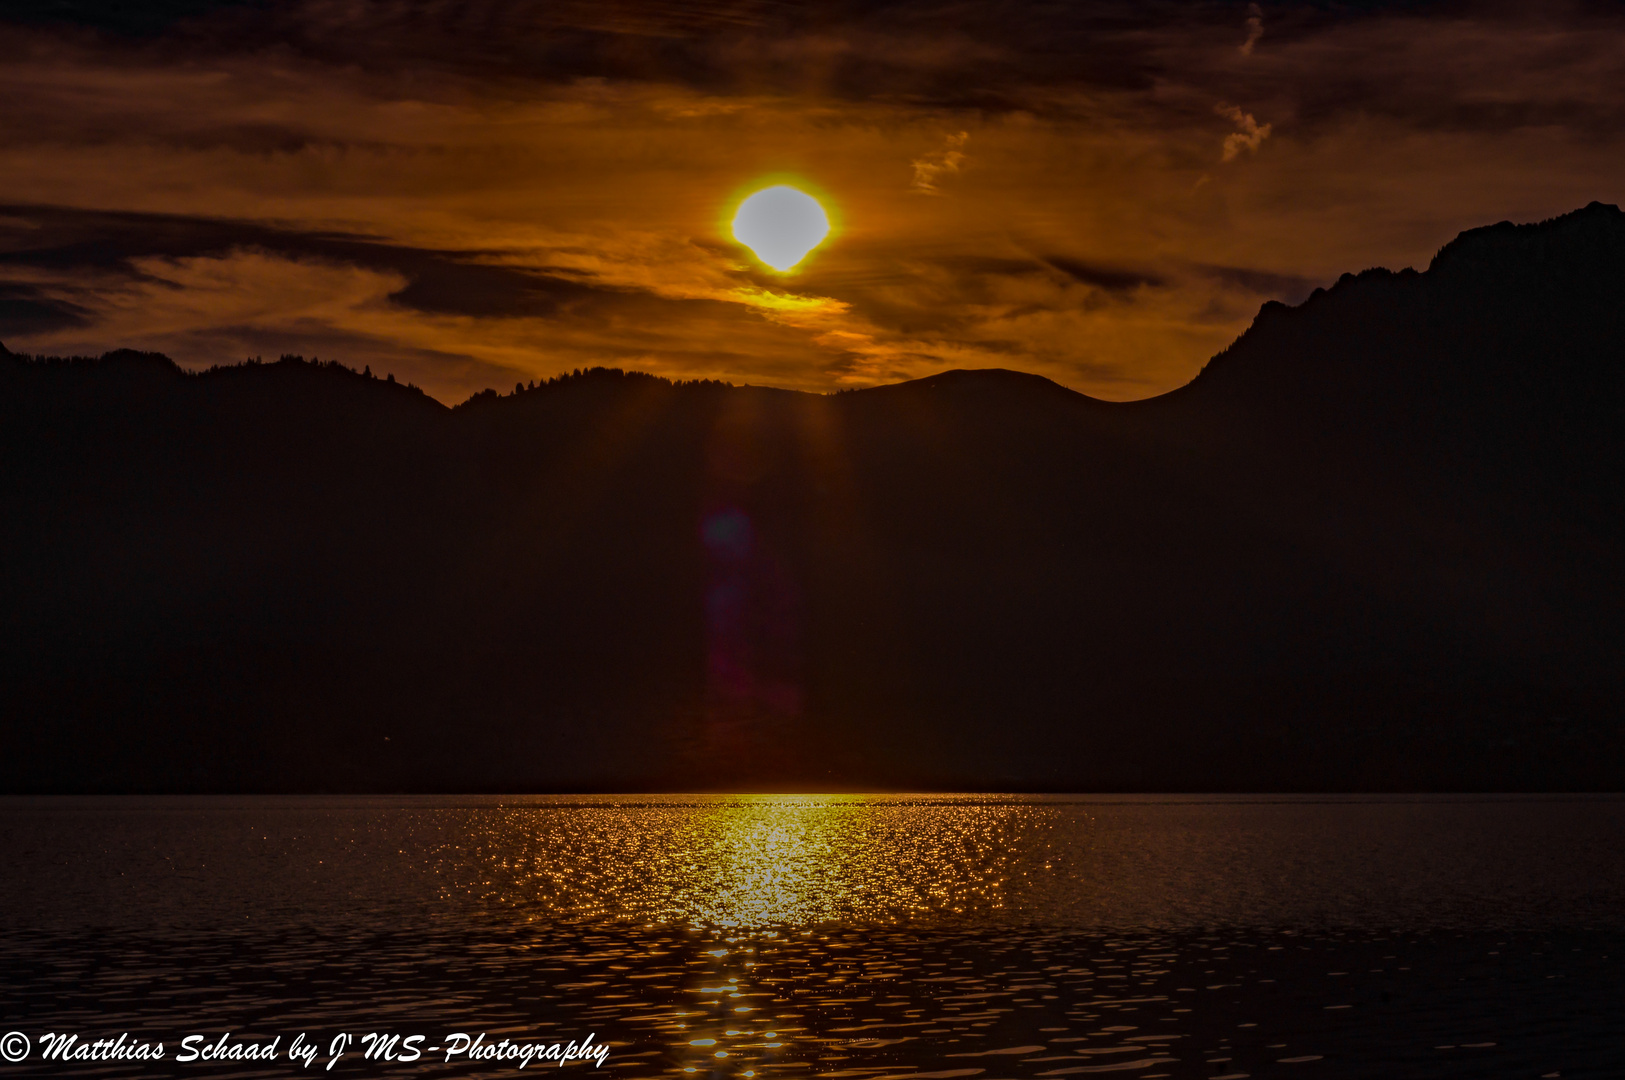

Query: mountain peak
[861,367,1094,405]
[1189,200,1625,399]
[1429,200,1625,274]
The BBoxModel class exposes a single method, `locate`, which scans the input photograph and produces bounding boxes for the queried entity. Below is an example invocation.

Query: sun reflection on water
[685,795,846,927]
[442,794,1045,930]
[9,797,1621,1080]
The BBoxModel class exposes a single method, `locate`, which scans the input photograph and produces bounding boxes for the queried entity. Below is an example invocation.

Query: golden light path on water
[7,796,1622,1080]
[689,796,1029,928]
[396,795,1624,1079]
[447,795,1047,929]
[440,797,1072,1078]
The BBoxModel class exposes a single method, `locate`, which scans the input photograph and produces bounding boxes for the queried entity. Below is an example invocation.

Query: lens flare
[731,186,830,272]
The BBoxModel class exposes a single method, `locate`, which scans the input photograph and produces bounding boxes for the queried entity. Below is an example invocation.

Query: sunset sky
[2,0,1623,403]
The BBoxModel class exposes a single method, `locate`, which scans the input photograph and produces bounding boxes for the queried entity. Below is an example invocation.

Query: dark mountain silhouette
[4,203,1624,793]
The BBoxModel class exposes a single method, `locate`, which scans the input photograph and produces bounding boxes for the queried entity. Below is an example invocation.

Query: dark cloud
[908,253,1161,295]
[1,0,264,36]
[1191,263,1319,303]
[10,0,1625,135]
[0,203,629,321]
[0,1,1363,110]
[1039,257,1164,293]
[0,282,91,335]
[155,124,377,156]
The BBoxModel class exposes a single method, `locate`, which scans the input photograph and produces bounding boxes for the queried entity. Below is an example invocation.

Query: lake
[1,795,1622,1078]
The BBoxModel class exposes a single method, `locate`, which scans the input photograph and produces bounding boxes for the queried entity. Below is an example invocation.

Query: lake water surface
[1,795,1621,1078]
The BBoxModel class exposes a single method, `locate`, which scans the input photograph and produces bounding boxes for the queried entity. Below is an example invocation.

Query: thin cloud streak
[1239,3,1264,56]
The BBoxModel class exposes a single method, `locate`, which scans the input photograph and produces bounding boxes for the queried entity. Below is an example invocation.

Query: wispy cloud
[911,131,969,194]
[1216,104,1272,161]
[1239,3,1264,56]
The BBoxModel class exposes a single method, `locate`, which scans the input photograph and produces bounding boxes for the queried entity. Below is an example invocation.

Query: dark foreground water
[0,796,1622,1079]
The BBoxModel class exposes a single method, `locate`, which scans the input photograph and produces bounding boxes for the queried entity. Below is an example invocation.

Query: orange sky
[2,1,1623,402]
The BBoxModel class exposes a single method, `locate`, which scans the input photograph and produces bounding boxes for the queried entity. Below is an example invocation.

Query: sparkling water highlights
[2,795,1623,1079]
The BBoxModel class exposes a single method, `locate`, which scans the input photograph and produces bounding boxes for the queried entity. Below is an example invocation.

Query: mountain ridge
[3,203,1623,792]
[6,201,1621,413]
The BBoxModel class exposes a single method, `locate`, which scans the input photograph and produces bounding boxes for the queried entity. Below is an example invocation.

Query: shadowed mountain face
[3,203,1624,793]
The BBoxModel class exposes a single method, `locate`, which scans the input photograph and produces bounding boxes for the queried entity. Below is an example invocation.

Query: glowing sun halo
[731,186,831,272]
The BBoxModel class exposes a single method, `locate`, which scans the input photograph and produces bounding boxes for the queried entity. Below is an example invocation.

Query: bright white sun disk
[732,186,830,271]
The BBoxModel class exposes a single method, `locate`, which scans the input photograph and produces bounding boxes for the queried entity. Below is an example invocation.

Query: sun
[731,186,831,272]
